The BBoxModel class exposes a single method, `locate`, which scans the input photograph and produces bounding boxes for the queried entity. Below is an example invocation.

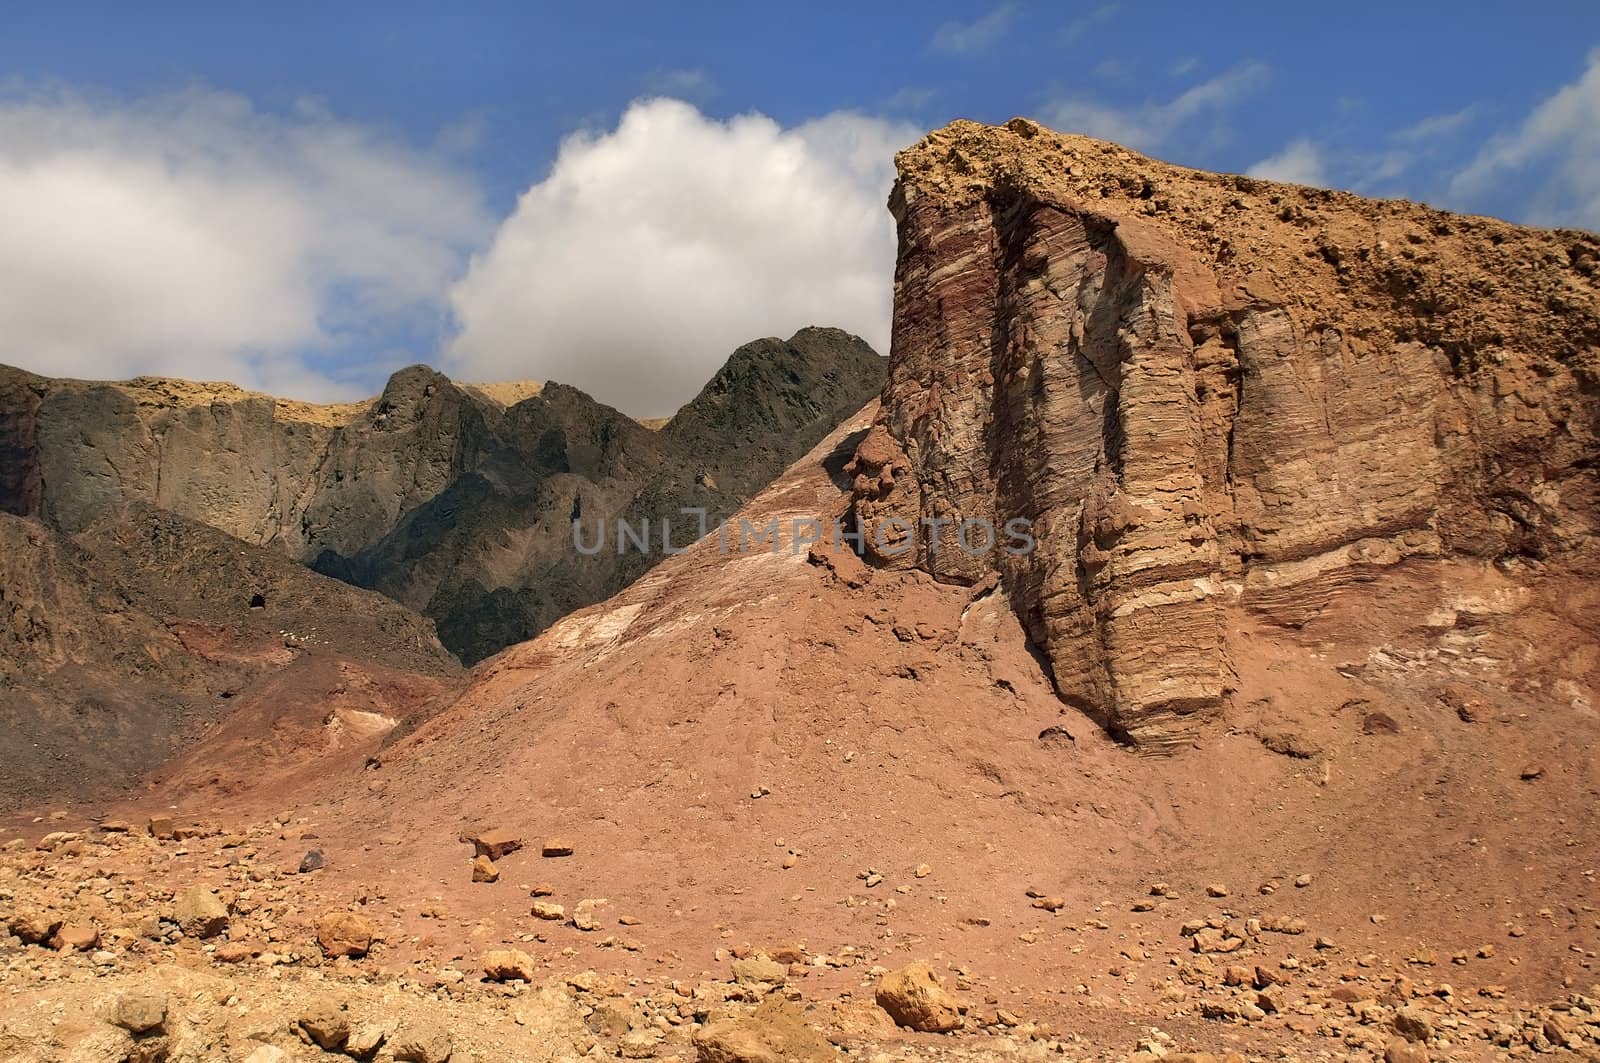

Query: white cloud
[1247,139,1327,186]
[929,4,1017,56]
[1451,49,1600,229]
[1044,62,1268,153]
[1393,106,1477,144]
[1061,3,1119,43]
[446,99,916,415]
[0,86,490,398]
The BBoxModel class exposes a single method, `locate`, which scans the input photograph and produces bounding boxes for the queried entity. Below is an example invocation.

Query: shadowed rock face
[849,117,1600,751]
[2,327,884,664]
[0,506,459,811]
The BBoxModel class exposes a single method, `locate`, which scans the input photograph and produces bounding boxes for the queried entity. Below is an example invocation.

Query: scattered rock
[532,901,566,921]
[391,1020,452,1063]
[298,848,326,873]
[1384,1037,1429,1063]
[467,829,523,860]
[173,886,229,938]
[7,910,62,945]
[299,999,351,1050]
[483,948,537,983]
[694,998,837,1063]
[315,910,376,958]
[1205,883,1229,898]
[542,839,575,857]
[112,989,168,1035]
[1393,1005,1433,1043]
[732,953,787,987]
[346,1021,390,1060]
[52,922,98,951]
[471,854,499,883]
[875,961,963,1032]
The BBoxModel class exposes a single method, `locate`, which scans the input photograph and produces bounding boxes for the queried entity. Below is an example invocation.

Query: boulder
[298,999,350,1050]
[173,886,229,938]
[315,910,376,958]
[112,989,168,1035]
[874,961,963,1032]
[391,1020,452,1063]
[483,948,537,983]
[694,999,837,1063]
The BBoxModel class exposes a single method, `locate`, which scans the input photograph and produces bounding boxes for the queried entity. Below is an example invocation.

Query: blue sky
[3,2,1598,412]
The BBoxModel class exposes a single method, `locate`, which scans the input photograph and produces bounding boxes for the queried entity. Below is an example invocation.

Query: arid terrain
[2,119,1599,1063]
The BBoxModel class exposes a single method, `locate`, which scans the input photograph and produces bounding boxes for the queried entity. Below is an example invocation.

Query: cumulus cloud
[929,4,1017,56]
[1044,62,1268,153]
[446,99,917,415]
[0,86,490,398]
[1451,49,1600,229]
[1248,139,1328,186]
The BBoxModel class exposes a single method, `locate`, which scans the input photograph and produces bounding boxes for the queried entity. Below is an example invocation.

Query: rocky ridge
[2,326,884,665]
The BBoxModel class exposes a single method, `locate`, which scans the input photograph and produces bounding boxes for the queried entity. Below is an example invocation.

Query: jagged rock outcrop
[2,327,883,663]
[849,118,1599,750]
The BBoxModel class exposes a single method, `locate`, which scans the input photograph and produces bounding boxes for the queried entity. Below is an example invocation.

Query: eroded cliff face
[849,118,1600,751]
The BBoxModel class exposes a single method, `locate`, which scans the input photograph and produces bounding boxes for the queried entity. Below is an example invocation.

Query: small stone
[466,829,523,860]
[542,839,574,857]
[571,898,604,931]
[875,961,963,1032]
[1149,882,1170,895]
[471,854,499,883]
[531,883,556,897]
[1030,896,1065,913]
[1477,943,1496,958]
[112,989,168,1035]
[1520,765,1544,780]
[1205,883,1229,898]
[532,901,565,921]
[483,948,537,982]
[915,864,931,879]
[1294,873,1313,888]
[781,851,799,870]
[298,849,325,873]
[147,816,176,840]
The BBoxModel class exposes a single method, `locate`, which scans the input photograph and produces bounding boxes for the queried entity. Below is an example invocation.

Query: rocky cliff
[0,505,459,810]
[848,118,1600,750]
[1,327,884,663]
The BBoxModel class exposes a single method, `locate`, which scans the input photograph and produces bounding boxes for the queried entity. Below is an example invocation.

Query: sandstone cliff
[1,327,884,664]
[848,118,1600,750]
